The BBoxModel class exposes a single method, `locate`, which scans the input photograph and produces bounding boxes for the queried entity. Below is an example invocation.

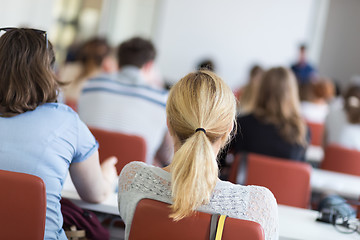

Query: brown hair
[74,38,111,83]
[344,85,360,124]
[117,37,155,68]
[254,67,307,145]
[0,28,59,117]
[311,79,334,101]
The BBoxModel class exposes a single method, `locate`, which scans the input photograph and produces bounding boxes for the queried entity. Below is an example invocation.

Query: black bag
[61,198,110,240]
[317,195,356,224]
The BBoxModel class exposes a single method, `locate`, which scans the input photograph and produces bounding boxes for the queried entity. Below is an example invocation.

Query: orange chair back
[0,170,46,240]
[246,153,312,208]
[321,144,360,176]
[89,127,147,174]
[65,99,78,112]
[129,198,265,240]
[306,121,324,146]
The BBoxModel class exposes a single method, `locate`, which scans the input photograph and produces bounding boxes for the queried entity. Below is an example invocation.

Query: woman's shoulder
[216,180,275,198]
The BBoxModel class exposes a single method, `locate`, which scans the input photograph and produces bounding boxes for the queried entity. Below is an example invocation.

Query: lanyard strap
[215,215,227,240]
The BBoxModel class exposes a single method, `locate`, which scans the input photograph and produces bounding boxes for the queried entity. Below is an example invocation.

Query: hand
[101,156,118,190]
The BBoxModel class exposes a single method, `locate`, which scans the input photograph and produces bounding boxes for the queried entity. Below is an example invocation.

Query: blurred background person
[291,44,317,85]
[236,65,264,115]
[59,37,117,111]
[78,37,172,166]
[337,86,360,150]
[300,79,335,124]
[232,67,310,161]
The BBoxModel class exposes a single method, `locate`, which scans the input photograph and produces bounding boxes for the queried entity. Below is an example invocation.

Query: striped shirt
[78,66,168,164]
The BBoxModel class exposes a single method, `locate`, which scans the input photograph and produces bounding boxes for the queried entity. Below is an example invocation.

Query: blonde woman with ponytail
[118,70,279,240]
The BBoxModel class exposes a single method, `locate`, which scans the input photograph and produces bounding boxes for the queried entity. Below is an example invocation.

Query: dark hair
[197,59,215,71]
[0,28,59,117]
[117,37,155,68]
[344,86,360,124]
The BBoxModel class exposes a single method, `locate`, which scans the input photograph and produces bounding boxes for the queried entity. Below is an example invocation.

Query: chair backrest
[89,127,147,174]
[306,121,324,146]
[129,198,265,240]
[0,170,46,240]
[246,153,312,208]
[321,144,360,176]
[65,99,78,112]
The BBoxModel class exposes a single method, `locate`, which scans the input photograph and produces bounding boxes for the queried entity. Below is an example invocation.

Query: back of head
[75,37,111,82]
[311,79,334,102]
[197,59,215,72]
[0,28,58,117]
[166,70,236,220]
[78,37,111,67]
[117,37,155,68]
[254,67,306,144]
[344,85,360,124]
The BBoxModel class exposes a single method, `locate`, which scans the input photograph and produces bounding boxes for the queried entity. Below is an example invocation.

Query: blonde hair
[254,67,307,145]
[166,70,236,220]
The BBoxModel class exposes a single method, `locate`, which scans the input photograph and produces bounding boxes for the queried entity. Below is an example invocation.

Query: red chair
[129,198,265,240]
[306,121,324,146]
[321,144,360,176]
[89,127,147,174]
[0,170,46,240]
[65,99,78,112]
[246,153,312,209]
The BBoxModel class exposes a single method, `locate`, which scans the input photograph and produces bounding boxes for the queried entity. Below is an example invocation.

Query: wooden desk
[62,175,359,240]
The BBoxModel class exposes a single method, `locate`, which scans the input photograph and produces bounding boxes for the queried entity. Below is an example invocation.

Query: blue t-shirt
[0,103,98,239]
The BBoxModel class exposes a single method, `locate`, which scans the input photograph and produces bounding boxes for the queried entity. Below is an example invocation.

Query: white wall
[154,0,315,89]
[318,0,360,90]
[1,0,55,31]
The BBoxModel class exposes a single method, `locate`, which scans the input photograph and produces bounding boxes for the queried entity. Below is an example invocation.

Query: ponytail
[169,130,218,220]
[166,70,236,220]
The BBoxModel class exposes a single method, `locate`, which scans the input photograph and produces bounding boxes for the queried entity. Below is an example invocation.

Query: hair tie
[195,128,206,134]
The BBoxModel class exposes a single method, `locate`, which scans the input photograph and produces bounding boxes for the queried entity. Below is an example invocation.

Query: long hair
[0,28,58,117]
[166,70,236,220]
[253,67,307,145]
[238,65,264,113]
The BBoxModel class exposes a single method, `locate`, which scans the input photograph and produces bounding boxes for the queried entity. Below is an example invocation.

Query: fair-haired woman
[0,28,117,239]
[118,70,279,240]
[232,67,309,161]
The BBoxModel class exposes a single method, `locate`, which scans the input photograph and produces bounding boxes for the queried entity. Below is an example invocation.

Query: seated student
[336,86,360,150]
[237,65,264,115]
[78,37,171,166]
[60,37,117,108]
[300,79,334,124]
[232,67,310,161]
[118,70,279,240]
[0,28,117,240]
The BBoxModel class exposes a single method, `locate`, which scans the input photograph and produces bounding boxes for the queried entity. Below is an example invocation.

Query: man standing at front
[78,37,169,165]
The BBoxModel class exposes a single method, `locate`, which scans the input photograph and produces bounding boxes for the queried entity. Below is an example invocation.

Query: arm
[69,151,117,203]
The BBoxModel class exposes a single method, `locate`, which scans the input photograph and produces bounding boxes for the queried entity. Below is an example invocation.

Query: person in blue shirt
[291,44,317,85]
[0,28,118,240]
